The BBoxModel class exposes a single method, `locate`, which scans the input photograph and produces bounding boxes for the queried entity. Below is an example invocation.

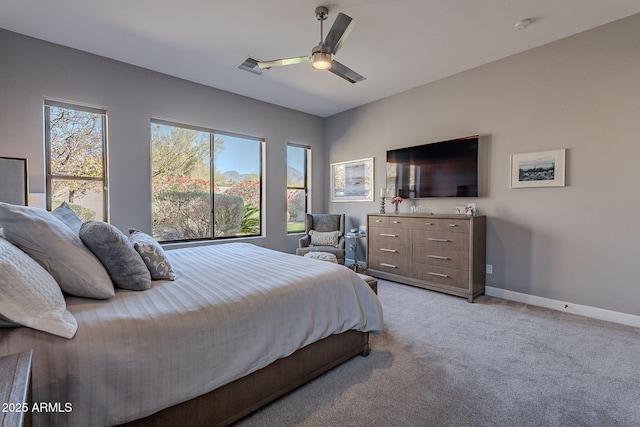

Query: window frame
[44,99,108,221]
[150,119,264,242]
[286,143,310,234]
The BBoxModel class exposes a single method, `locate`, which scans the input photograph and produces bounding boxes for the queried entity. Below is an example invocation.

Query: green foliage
[240,204,260,235]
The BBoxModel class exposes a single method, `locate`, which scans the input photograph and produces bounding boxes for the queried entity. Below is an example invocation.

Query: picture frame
[331,157,374,202]
[0,157,28,205]
[510,149,566,188]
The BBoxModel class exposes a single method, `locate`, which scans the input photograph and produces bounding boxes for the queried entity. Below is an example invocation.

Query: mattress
[0,242,383,426]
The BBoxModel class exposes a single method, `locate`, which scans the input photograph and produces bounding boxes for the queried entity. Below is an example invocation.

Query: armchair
[296,213,346,264]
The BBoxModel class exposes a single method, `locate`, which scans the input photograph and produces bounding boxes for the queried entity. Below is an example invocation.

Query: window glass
[151,121,262,242]
[287,144,309,233]
[45,101,107,221]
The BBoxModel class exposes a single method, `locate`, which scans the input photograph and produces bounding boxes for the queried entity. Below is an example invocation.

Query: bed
[0,208,383,427]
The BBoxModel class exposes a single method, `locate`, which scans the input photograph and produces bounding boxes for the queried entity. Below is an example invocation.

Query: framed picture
[510,149,566,188]
[331,157,374,202]
[0,157,28,205]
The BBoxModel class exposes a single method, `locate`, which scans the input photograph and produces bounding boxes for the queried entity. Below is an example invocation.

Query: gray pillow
[128,229,175,280]
[80,221,151,291]
[0,202,115,299]
[51,201,83,234]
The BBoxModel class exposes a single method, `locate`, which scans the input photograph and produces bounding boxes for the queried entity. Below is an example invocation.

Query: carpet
[236,279,640,426]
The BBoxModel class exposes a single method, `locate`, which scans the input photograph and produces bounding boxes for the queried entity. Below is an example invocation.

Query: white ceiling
[2,1,640,117]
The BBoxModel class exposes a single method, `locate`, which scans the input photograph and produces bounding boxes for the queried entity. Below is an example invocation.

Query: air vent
[238,57,265,75]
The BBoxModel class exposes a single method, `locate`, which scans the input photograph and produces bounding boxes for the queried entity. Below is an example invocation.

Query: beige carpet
[236,279,640,426]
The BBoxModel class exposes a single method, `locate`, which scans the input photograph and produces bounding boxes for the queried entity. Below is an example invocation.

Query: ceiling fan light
[312,51,332,70]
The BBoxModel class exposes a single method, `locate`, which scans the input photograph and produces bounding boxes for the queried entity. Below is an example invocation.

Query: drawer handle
[449,224,458,227]
[428,272,450,278]
[380,233,397,237]
[380,262,398,268]
[425,222,433,225]
[428,255,450,260]
[428,238,450,242]
[375,219,383,223]
[380,248,398,253]
[392,220,401,224]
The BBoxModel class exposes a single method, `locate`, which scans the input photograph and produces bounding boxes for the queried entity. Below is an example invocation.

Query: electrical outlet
[486,264,493,274]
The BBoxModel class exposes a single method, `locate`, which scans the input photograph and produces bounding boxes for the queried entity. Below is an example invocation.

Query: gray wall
[325,14,640,316]
[0,29,325,254]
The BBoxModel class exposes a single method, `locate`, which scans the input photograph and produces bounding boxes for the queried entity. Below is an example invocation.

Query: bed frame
[118,330,369,427]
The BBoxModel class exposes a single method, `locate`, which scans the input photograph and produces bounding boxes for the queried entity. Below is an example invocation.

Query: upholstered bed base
[118,330,369,427]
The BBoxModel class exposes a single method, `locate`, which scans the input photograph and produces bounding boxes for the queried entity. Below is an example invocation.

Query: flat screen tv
[386,135,479,198]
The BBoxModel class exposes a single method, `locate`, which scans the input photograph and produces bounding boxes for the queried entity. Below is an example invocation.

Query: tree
[48,106,104,205]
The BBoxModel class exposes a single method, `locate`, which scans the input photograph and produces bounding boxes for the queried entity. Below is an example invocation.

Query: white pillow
[0,237,78,338]
[309,229,340,246]
[0,202,114,299]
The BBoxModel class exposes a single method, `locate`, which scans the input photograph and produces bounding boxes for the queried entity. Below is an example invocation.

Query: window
[45,100,108,221]
[286,144,310,233]
[151,120,262,242]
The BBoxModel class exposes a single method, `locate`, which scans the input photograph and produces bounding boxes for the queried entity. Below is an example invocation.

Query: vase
[394,204,399,214]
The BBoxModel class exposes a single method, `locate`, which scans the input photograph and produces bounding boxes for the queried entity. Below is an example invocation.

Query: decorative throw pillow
[80,222,151,291]
[309,230,340,246]
[51,201,83,234]
[0,237,78,338]
[0,203,115,299]
[128,229,176,280]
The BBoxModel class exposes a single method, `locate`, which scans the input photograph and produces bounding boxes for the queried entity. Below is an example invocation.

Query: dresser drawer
[412,247,469,270]
[409,217,439,232]
[437,219,470,233]
[414,231,470,252]
[368,215,389,227]
[369,226,412,242]
[412,264,469,290]
[368,255,411,276]
[369,242,410,259]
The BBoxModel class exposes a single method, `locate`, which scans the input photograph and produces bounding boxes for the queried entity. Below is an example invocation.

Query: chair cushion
[309,230,340,246]
[303,252,338,263]
[309,214,342,233]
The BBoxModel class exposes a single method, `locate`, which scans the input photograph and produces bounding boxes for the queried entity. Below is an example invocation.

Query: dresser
[366,214,486,302]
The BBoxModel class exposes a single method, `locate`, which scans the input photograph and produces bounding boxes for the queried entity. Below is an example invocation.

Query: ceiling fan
[257,6,366,84]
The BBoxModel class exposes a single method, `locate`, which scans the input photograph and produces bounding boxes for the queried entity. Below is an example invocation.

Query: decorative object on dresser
[366,213,486,302]
[296,213,346,264]
[390,196,403,214]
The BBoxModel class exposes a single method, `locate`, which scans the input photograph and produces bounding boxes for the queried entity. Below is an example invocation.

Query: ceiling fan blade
[257,56,310,69]
[324,12,355,55]
[328,60,366,84]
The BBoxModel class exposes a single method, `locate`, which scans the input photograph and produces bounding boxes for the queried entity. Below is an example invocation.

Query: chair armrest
[299,235,311,248]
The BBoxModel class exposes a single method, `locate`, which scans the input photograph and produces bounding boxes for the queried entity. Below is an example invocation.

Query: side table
[0,349,33,427]
[345,234,366,273]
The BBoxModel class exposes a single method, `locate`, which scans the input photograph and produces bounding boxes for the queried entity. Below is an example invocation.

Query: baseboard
[485,286,640,328]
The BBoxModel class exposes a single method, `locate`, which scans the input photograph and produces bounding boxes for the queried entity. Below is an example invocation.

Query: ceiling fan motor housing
[315,6,328,21]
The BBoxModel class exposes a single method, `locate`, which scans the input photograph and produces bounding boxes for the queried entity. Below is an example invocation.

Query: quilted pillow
[309,230,340,246]
[51,201,83,234]
[0,237,78,338]
[0,202,115,299]
[128,229,175,280]
[80,222,151,291]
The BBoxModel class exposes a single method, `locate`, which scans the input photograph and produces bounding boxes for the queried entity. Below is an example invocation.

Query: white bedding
[0,243,383,426]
